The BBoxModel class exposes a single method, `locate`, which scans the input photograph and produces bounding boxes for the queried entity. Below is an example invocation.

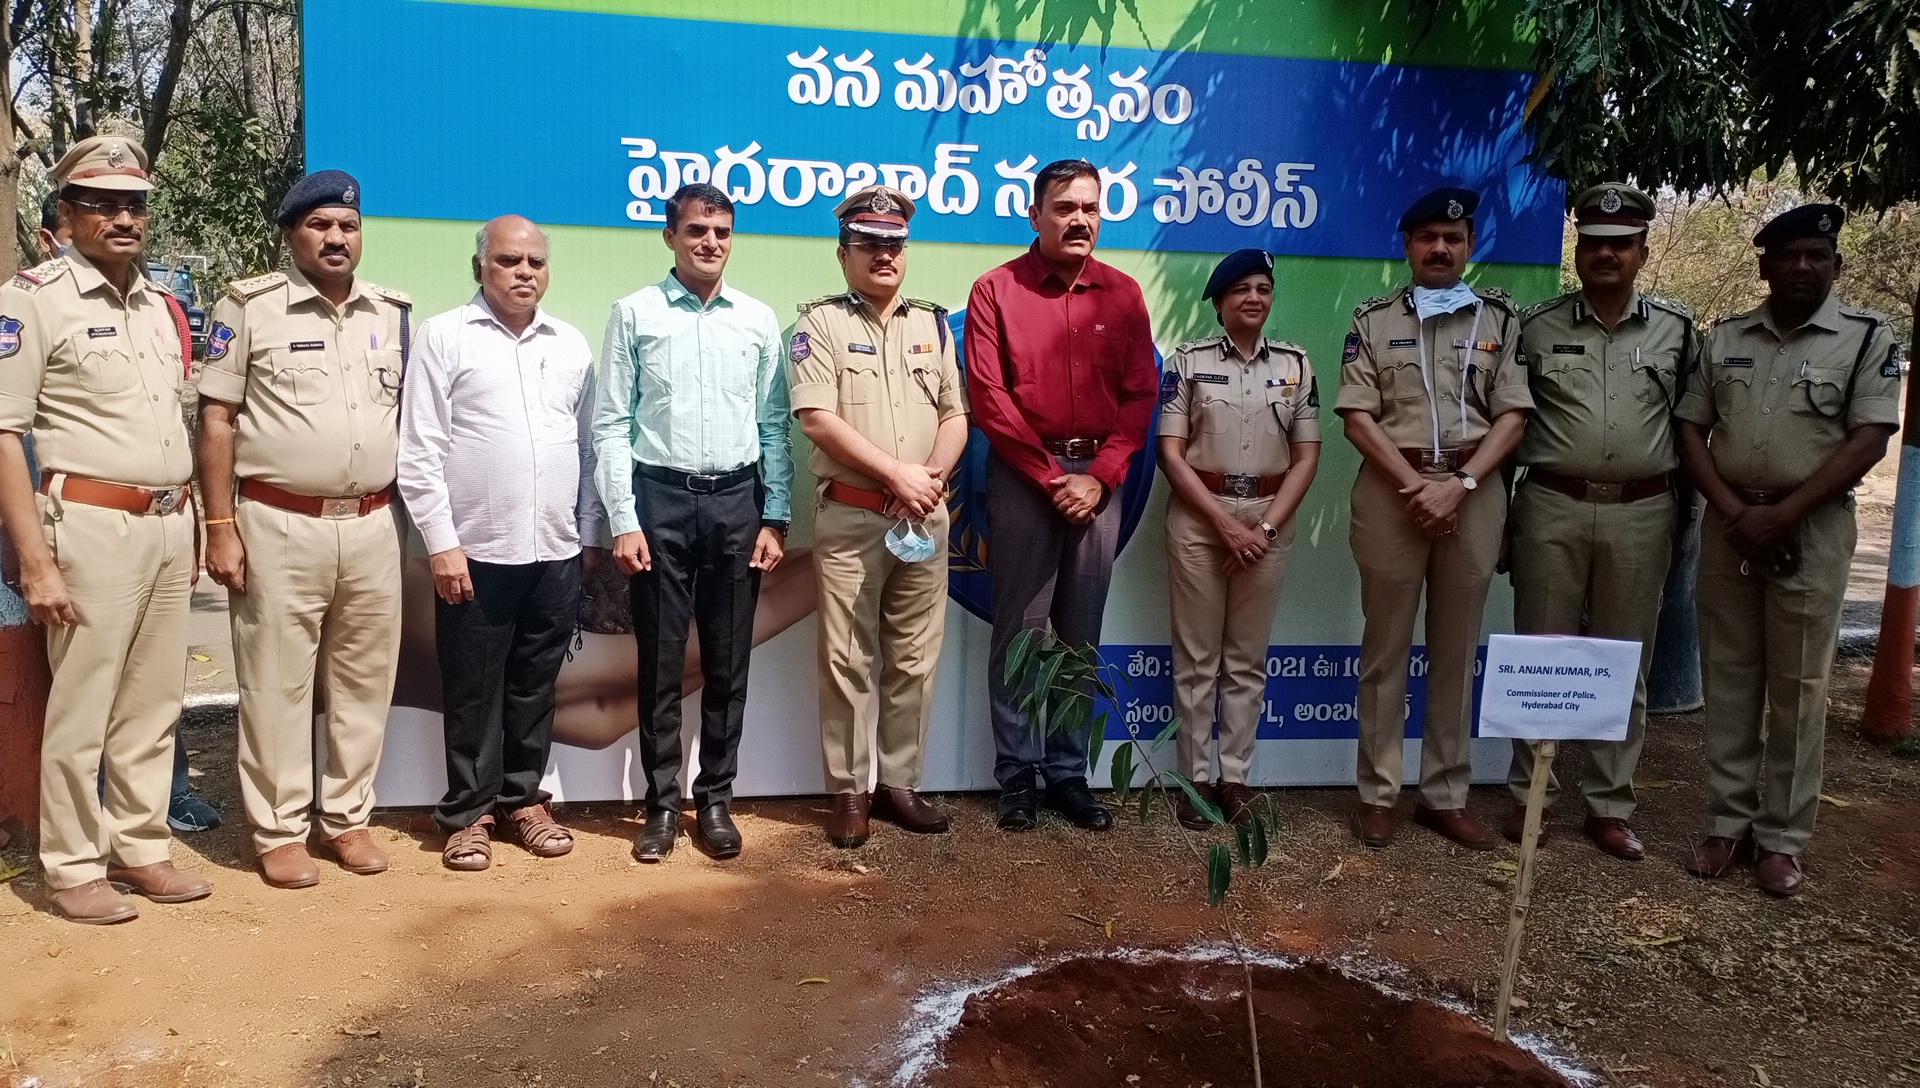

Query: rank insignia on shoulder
[848,342,877,354]
[788,331,810,361]
[207,322,235,361]
[1192,372,1229,384]
[1388,338,1417,348]
[1722,357,1754,367]
[1884,343,1904,378]
[1551,344,1585,355]
[907,342,937,354]
[1158,369,1180,406]
[1342,332,1360,363]
[0,315,20,358]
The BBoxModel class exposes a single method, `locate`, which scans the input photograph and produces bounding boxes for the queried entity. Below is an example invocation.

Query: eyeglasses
[848,241,906,256]
[65,198,149,218]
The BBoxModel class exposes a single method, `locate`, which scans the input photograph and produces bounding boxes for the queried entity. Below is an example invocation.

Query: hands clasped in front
[1046,472,1104,525]
[1400,475,1465,538]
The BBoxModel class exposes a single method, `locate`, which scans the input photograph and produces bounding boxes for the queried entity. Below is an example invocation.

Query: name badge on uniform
[1192,372,1229,384]
[1550,344,1586,355]
[848,342,877,354]
[1388,338,1417,348]
[290,340,325,352]
[87,326,116,339]
[907,342,937,355]
[1722,356,1754,368]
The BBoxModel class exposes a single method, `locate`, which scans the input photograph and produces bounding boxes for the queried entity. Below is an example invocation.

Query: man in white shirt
[398,215,604,871]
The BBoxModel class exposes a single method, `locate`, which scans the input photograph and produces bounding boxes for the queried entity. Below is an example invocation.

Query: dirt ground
[2,457,1917,1088]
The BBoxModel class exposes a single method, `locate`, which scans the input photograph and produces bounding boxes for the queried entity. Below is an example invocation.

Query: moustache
[1063,228,1092,240]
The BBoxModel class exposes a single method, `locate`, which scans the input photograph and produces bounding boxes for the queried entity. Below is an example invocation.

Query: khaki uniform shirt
[0,253,192,487]
[1335,285,1532,449]
[197,268,411,497]
[1157,335,1321,475]
[1675,295,1902,490]
[787,291,967,492]
[1518,292,1699,480]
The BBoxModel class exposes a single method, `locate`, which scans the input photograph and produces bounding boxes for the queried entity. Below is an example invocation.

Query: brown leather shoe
[1217,782,1259,826]
[1501,805,1552,845]
[826,791,870,849]
[1755,850,1804,897]
[1685,833,1756,878]
[871,785,950,834]
[320,829,390,874]
[48,879,138,925]
[259,843,320,889]
[106,860,211,903]
[1350,802,1395,848]
[1413,806,1499,850]
[1582,816,1644,861]
[1177,786,1215,831]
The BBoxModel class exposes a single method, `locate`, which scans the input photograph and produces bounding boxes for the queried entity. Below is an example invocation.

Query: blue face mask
[1410,281,1479,323]
[885,518,939,563]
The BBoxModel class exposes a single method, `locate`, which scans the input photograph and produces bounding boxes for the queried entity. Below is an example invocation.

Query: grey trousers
[986,451,1121,788]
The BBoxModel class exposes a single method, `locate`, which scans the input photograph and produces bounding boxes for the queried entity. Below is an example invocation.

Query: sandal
[443,814,494,871]
[505,803,574,858]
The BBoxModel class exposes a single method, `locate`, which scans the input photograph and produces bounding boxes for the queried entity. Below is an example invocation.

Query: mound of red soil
[929,955,1574,1088]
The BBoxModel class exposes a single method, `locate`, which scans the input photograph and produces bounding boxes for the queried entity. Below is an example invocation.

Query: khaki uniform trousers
[813,497,950,794]
[1507,482,1674,818]
[1166,492,1293,784]
[1697,498,1854,856]
[232,499,402,854]
[37,495,194,889]
[1350,462,1505,809]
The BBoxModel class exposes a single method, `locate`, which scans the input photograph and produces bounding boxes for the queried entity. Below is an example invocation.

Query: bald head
[473,215,550,328]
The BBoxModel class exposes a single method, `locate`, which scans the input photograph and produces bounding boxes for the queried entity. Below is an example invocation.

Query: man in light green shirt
[590,183,793,864]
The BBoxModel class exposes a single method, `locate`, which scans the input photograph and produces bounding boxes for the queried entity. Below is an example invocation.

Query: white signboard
[1477,634,1640,742]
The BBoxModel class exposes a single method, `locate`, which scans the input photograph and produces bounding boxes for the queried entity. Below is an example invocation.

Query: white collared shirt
[399,294,605,564]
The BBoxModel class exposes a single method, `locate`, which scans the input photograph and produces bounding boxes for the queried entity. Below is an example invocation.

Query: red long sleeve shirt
[963,245,1159,491]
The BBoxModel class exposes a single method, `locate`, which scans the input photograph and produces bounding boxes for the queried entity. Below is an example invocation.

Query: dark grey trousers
[985,451,1121,788]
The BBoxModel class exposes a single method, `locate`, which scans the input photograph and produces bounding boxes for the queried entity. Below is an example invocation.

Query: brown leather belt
[1738,488,1790,506]
[1398,445,1478,474]
[823,479,889,514]
[1044,437,1103,459]
[1194,470,1286,498]
[240,478,393,519]
[40,472,190,515]
[1529,468,1671,504]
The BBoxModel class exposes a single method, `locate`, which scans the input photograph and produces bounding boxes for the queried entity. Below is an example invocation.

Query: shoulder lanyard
[1414,303,1483,458]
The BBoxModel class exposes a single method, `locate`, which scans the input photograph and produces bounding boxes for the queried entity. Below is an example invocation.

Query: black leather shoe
[1044,776,1113,831]
[695,803,742,859]
[996,773,1038,831]
[631,809,678,862]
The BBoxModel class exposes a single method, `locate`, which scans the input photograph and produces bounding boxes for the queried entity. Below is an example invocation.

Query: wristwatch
[1258,520,1278,540]
[1453,471,1478,492]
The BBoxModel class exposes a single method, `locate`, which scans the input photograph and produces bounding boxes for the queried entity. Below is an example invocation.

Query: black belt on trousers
[636,463,757,493]
[1527,468,1671,504]
[1043,437,1103,459]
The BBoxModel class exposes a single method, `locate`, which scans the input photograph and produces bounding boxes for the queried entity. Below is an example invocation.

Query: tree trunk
[0,0,19,278]
[71,0,90,136]
[140,0,192,169]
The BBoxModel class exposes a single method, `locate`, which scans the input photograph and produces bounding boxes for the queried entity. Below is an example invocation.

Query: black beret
[1753,203,1844,249]
[277,169,361,226]
[1203,248,1274,301]
[1399,187,1479,232]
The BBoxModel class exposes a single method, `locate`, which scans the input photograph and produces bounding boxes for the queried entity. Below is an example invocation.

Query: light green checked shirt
[592,272,793,536]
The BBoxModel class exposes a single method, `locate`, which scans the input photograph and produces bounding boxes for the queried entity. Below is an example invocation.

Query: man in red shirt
[965,158,1159,832]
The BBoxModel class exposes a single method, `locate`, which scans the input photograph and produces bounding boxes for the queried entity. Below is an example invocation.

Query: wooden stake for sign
[1493,739,1556,1043]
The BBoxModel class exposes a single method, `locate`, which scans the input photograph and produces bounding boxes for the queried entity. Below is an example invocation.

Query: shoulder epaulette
[905,297,947,315]
[1265,337,1309,356]
[1521,292,1578,321]
[1351,294,1393,319]
[10,257,69,291]
[1474,287,1517,313]
[1710,307,1758,329]
[1642,293,1695,321]
[1839,304,1891,326]
[224,271,287,302]
[796,293,848,316]
[366,283,411,308]
[1176,335,1226,354]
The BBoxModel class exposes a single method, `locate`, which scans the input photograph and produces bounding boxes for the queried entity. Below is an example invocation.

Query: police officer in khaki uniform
[197,171,412,889]
[1677,204,1899,897]
[1337,187,1532,850]
[789,186,969,848]
[1158,249,1321,830]
[1505,184,1701,861]
[0,135,211,923]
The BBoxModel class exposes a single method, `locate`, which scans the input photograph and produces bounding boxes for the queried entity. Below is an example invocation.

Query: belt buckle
[684,473,721,493]
[149,488,181,515]
[1222,474,1258,499]
[321,497,359,519]
[1584,481,1621,503]
[1419,449,1459,473]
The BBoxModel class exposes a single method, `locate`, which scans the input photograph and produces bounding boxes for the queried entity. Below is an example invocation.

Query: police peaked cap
[1203,248,1275,301]
[1571,182,1654,236]
[1398,187,1479,232]
[1753,203,1845,249]
[277,169,362,226]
